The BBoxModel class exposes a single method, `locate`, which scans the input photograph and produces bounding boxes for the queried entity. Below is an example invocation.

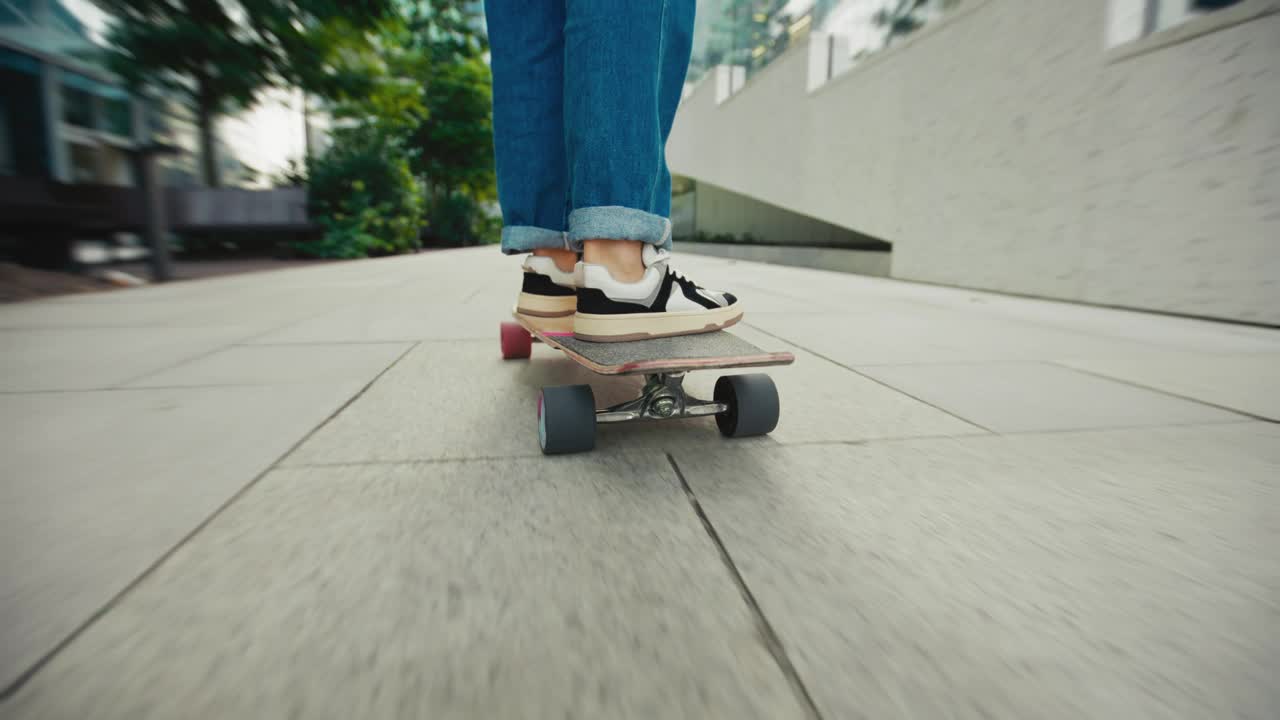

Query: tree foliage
[301,123,423,258]
[103,0,496,254]
[413,55,493,200]
[99,0,395,185]
[315,0,496,252]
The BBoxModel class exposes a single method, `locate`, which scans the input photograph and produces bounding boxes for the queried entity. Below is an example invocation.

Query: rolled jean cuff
[567,206,673,252]
[500,225,571,255]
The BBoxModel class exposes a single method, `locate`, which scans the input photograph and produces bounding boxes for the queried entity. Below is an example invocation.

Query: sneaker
[574,245,742,342]
[515,255,578,334]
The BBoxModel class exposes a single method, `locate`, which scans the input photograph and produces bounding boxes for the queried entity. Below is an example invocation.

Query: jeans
[484,0,694,254]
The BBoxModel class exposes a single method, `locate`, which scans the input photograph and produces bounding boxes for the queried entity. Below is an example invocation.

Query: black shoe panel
[521,272,575,297]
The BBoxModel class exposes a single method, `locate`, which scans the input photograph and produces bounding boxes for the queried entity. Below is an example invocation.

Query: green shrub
[298,124,423,259]
[421,191,500,247]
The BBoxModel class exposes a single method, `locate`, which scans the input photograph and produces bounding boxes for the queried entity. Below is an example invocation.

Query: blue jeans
[484,0,694,254]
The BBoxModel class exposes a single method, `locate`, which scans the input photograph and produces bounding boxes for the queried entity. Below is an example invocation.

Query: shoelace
[648,249,694,285]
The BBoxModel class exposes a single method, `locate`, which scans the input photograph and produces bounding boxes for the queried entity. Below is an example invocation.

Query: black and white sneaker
[573,245,742,342]
[515,255,577,335]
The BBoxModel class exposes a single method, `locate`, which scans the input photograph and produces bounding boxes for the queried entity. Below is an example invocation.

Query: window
[68,142,100,183]
[1108,0,1250,47]
[103,97,132,136]
[61,84,94,128]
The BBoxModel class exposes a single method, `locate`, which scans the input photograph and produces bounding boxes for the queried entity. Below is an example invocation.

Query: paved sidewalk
[2,247,1277,719]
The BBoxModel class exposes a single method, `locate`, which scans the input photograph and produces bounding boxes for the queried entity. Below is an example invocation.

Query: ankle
[583,239,644,283]
[532,247,578,274]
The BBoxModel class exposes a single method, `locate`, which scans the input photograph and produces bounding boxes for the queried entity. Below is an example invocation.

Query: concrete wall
[675,180,890,249]
[667,0,1280,324]
[679,242,892,277]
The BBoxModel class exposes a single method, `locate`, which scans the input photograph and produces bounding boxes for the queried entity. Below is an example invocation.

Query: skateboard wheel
[538,384,596,455]
[714,374,780,438]
[500,322,532,359]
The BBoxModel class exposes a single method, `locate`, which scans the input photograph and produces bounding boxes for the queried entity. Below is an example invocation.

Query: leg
[563,0,742,342]
[485,0,570,256]
[486,0,578,333]
[564,0,695,276]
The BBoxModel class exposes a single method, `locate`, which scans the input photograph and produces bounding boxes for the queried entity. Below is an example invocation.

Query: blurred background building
[671,0,1278,324]
[1,0,146,185]
[0,0,319,188]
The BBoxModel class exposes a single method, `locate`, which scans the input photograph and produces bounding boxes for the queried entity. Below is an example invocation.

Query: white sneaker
[573,245,742,342]
[515,255,578,334]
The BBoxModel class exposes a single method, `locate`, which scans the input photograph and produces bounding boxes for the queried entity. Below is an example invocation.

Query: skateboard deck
[510,312,794,375]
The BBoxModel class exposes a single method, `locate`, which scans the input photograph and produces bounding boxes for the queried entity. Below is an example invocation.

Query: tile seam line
[665,452,825,720]
[235,340,417,347]
[111,300,364,387]
[280,454,548,468]
[241,337,495,345]
[0,382,353,394]
[1043,360,1275,423]
[742,322,995,434]
[774,418,1265,449]
[0,341,419,704]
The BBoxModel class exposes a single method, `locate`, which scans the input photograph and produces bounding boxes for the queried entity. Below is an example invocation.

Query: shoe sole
[515,293,576,334]
[572,304,743,342]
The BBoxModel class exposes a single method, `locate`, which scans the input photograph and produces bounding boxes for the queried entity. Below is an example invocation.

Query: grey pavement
[1,247,1277,719]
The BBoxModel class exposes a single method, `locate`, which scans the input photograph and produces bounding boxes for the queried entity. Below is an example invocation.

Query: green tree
[300,0,497,251]
[302,123,423,258]
[98,0,395,186]
[413,56,493,200]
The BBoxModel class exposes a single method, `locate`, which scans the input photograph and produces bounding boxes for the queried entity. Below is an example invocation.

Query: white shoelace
[648,249,693,285]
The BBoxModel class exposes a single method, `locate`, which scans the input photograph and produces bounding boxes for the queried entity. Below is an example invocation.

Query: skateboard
[500,314,795,455]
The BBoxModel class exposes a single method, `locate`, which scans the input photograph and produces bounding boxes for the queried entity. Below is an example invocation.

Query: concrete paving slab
[283,327,983,466]
[671,423,1280,720]
[252,296,504,343]
[125,342,410,388]
[0,325,260,391]
[4,248,1277,718]
[2,456,805,720]
[0,382,364,692]
[698,325,985,443]
[280,339,599,463]
[1058,350,1280,421]
[0,298,230,329]
[856,361,1245,432]
[952,292,1280,354]
[747,309,1127,366]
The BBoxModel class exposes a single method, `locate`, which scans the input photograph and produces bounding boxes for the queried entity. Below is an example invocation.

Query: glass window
[62,84,94,128]
[103,97,132,136]
[690,0,966,98]
[69,142,99,183]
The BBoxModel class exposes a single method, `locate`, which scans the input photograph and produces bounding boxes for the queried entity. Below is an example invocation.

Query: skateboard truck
[595,373,726,424]
[502,318,793,455]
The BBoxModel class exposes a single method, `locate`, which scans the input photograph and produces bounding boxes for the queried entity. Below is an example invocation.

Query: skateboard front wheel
[538,384,596,455]
[714,374,780,438]
[500,321,532,359]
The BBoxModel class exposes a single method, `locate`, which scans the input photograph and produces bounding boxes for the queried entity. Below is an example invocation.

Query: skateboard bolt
[652,397,677,417]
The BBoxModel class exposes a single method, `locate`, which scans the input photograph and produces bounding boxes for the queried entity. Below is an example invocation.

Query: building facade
[0,0,147,184]
[0,0,302,189]
[670,0,1279,324]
